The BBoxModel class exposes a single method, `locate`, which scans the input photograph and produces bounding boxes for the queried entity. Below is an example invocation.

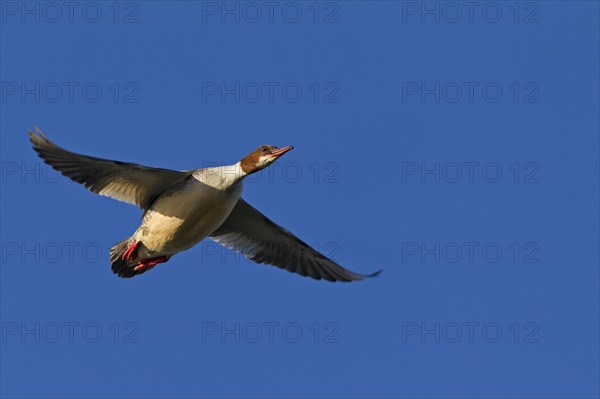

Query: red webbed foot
[133,256,170,273]
[122,241,140,261]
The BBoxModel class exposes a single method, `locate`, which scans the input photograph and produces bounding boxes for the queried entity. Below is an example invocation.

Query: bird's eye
[262,147,269,152]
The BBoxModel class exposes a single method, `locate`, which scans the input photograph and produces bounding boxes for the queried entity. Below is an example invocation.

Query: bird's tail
[110,237,139,278]
[110,238,169,278]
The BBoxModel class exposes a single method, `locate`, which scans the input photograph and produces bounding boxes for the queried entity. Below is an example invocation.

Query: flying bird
[29,127,381,282]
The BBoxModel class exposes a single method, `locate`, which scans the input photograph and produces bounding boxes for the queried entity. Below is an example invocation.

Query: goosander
[29,127,381,282]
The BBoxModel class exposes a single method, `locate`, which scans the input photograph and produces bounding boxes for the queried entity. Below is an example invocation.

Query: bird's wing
[29,127,190,209]
[209,198,382,282]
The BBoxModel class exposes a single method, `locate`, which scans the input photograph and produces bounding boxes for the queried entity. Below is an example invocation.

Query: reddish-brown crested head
[240,145,294,175]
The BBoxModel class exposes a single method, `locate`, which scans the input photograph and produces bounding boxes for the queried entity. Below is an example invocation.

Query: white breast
[134,164,245,257]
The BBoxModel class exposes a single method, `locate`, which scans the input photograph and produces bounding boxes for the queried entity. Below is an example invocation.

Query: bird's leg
[121,241,140,261]
[133,256,170,272]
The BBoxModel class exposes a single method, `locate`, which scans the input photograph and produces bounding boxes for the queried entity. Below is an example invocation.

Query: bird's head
[240,145,294,175]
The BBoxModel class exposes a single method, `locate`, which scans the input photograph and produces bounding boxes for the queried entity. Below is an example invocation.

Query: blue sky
[1,1,598,398]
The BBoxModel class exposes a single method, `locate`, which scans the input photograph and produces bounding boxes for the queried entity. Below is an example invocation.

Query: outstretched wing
[210,198,382,282]
[29,127,189,209]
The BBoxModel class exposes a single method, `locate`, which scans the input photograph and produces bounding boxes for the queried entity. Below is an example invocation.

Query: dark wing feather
[210,198,382,282]
[29,127,189,209]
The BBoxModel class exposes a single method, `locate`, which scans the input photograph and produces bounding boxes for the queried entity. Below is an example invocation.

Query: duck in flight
[29,127,381,282]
